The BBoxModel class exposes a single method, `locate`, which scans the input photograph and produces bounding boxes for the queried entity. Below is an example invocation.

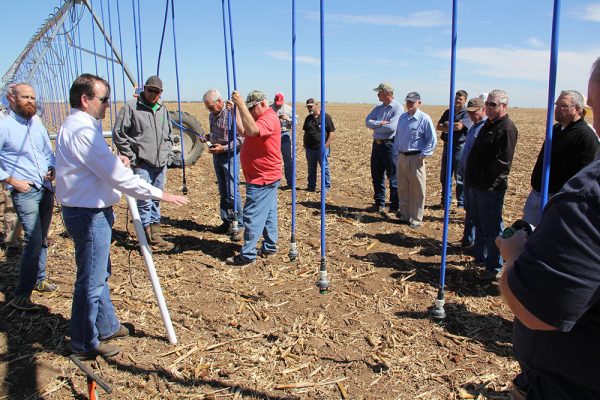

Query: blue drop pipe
[539,0,561,219]
[227,0,239,231]
[171,0,187,194]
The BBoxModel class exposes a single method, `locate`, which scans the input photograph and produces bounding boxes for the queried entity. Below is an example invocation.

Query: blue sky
[1,0,600,108]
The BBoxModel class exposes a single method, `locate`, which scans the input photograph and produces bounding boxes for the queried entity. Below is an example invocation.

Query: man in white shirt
[56,73,188,361]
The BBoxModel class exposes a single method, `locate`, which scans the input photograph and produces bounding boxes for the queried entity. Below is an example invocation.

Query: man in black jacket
[464,89,518,281]
[437,89,471,207]
[522,90,598,226]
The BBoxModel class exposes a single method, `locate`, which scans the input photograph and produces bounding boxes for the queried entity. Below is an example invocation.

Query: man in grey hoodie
[113,75,173,249]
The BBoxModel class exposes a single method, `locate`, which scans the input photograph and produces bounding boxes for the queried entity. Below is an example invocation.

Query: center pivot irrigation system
[1,0,564,394]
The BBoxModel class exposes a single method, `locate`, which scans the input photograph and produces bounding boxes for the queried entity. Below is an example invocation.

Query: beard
[15,102,36,119]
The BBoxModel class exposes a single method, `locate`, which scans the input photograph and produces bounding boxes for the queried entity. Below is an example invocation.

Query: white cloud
[264,50,319,66]
[528,37,545,49]
[571,3,600,22]
[304,10,446,28]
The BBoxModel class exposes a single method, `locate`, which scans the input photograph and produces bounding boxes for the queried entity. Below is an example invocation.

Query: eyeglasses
[485,101,504,108]
[306,105,314,109]
[145,87,162,95]
[89,94,110,104]
[554,102,575,110]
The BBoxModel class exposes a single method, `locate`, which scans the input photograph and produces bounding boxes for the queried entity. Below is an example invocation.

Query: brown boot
[150,223,170,249]
[143,225,154,245]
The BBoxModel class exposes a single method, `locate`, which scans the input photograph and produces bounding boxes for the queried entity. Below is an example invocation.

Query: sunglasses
[89,94,110,104]
[554,102,575,110]
[485,101,503,108]
[145,87,162,95]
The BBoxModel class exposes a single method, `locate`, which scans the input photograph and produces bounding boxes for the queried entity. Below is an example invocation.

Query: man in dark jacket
[113,75,173,249]
[303,99,335,192]
[523,89,598,226]
[464,89,518,281]
[437,89,471,207]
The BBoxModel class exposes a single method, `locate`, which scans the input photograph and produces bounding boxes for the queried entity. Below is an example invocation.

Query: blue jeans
[11,186,53,298]
[440,142,465,206]
[281,133,293,186]
[240,181,279,261]
[468,188,505,272]
[306,147,331,190]
[370,140,398,210]
[461,185,475,244]
[213,151,243,225]
[63,206,120,353]
[133,163,166,227]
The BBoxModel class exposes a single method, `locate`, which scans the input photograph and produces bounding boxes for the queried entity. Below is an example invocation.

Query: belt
[400,150,421,155]
[374,138,394,145]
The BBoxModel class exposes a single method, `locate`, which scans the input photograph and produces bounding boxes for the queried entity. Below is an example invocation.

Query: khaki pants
[397,154,426,223]
[2,189,22,248]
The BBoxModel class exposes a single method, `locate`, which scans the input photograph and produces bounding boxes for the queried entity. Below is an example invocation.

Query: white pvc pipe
[125,194,178,344]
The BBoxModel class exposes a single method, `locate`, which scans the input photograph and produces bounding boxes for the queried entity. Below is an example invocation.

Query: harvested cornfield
[0,103,551,399]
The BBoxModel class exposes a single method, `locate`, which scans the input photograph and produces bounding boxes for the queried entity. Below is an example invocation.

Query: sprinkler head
[181,186,188,195]
[431,298,446,320]
[288,242,298,261]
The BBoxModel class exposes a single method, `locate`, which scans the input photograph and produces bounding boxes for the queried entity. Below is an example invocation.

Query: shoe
[230,227,244,242]
[213,222,231,234]
[408,220,422,229]
[460,239,474,248]
[100,323,132,342]
[150,224,170,249]
[9,297,42,311]
[34,280,58,293]
[225,254,255,267]
[258,248,276,259]
[280,185,290,191]
[73,343,121,361]
[306,187,316,192]
[477,269,501,282]
[5,246,20,258]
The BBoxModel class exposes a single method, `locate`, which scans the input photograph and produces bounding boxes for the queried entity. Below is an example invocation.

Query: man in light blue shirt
[0,83,57,311]
[394,92,437,228]
[365,83,404,217]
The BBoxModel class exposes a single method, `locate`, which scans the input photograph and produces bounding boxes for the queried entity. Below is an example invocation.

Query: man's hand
[225,99,234,111]
[380,120,389,126]
[6,177,33,193]
[453,121,464,130]
[208,143,226,154]
[118,155,131,168]
[44,167,55,181]
[161,192,189,206]
[231,90,244,108]
[495,229,528,267]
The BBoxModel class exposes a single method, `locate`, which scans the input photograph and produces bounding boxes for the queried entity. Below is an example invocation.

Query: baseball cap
[466,97,484,111]
[405,92,421,102]
[373,83,394,92]
[246,90,267,108]
[144,75,163,90]
[274,92,284,106]
[306,98,315,106]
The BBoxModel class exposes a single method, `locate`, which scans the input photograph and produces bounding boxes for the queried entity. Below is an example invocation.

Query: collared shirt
[56,110,162,208]
[458,117,487,175]
[208,107,244,147]
[270,103,295,134]
[240,108,282,185]
[0,111,54,191]
[365,100,404,140]
[393,109,437,157]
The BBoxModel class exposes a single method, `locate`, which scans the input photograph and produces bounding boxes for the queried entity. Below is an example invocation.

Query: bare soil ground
[0,103,550,399]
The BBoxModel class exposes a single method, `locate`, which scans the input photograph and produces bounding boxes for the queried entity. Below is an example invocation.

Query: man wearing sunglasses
[0,83,57,311]
[113,75,173,249]
[56,73,188,361]
[464,89,518,282]
[522,90,598,226]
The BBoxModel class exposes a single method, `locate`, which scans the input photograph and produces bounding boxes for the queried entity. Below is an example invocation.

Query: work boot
[143,225,154,245]
[150,224,170,249]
